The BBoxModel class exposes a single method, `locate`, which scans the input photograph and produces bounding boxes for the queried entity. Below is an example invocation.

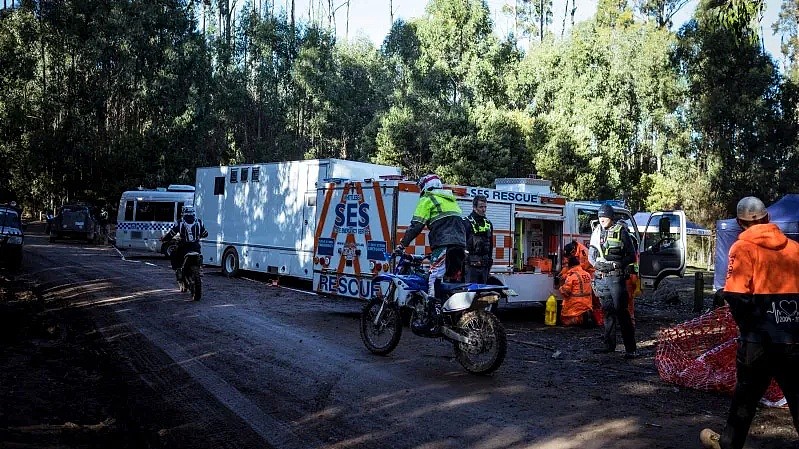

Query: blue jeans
[720,341,799,449]
[593,275,636,353]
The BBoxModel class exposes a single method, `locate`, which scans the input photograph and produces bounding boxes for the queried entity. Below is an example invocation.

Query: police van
[115,185,195,256]
[0,202,24,270]
[312,175,687,306]
[194,159,400,279]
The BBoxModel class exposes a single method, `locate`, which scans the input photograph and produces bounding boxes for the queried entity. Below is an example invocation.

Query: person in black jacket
[161,206,208,281]
[588,204,637,358]
[464,194,493,284]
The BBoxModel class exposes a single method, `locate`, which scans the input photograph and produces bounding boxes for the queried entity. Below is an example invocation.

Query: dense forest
[1,0,797,225]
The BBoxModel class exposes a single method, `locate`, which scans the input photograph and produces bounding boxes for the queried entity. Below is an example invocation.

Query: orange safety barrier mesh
[655,305,785,407]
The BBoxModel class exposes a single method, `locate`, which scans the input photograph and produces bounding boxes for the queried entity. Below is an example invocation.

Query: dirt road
[1,226,796,448]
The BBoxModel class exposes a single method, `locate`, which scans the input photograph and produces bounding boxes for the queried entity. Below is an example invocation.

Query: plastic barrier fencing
[655,305,786,407]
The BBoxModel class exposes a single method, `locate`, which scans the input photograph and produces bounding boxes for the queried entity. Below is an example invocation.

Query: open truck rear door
[638,211,687,290]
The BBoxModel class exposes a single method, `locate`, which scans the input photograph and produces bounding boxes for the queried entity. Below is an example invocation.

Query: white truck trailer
[194,159,401,279]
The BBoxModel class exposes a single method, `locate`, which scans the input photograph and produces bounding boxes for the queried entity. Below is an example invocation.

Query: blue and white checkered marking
[117,222,173,231]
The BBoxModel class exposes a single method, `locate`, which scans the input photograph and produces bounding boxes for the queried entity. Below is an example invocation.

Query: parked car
[0,203,24,270]
[49,203,100,243]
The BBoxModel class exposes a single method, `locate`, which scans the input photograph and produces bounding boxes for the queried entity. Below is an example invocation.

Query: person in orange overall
[700,196,799,449]
[626,261,639,325]
[559,256,595,326]
[561,240,603,325]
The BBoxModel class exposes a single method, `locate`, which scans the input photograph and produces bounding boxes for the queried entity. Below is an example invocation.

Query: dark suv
[49,204,99,243]
[0,203,24,270]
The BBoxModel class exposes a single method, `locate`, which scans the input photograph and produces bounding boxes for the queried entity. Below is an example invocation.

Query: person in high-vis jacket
[700,196,799,449]
[464,194,493,284]
[588,204,637,358]
[559,256,594,327]
[395,174,466,301]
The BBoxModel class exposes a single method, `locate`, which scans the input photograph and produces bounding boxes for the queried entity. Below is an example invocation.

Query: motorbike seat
[439,282,471,293]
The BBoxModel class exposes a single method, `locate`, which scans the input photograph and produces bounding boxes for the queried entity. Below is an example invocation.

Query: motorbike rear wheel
[186,270,203,301]
[360,293,402,356]
[453,310,507,375]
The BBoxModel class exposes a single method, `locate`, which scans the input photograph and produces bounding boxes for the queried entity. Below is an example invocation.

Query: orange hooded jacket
[559,241,593,280]
[559,265,593,321]
[724,223,799,344]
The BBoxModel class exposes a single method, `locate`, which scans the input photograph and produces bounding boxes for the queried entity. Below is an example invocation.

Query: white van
[115,185,195,256]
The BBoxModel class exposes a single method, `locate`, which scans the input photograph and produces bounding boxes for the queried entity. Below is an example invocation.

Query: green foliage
[773,0,799,80]
[0,0,796,225]
[509,17,685,211]
[677,0,797,215]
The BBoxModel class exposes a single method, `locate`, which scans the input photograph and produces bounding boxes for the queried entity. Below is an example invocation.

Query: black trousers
[170,242,201,270]
[465,264,490,284]
[593,275,636,353]
[720,341,799,449]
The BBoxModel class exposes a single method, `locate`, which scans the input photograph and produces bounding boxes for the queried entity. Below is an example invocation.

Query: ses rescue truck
[194,159,400,279]
[312,176,687,306]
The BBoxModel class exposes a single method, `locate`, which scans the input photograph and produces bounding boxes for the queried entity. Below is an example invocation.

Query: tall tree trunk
[570,0,576,27]
[539,0,544,42]
[389,0,394,27]
[346,0,350,39]
[290,0,295,29]
[328,0,335,33]
[562,0,568,37]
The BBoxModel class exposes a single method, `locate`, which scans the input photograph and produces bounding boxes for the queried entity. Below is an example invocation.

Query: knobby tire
[360,295,402,356]
[453,310,507,375]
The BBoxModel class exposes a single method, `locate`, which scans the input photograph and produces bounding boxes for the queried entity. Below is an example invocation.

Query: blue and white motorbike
[360,252,509,375]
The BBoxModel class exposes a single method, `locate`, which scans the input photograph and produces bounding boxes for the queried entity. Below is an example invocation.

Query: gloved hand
[595,260,619,273]
[393,244,405,256]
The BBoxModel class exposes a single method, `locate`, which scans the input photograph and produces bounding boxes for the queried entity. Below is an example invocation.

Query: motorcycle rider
[161,206,208,284]
[395,174,466,329]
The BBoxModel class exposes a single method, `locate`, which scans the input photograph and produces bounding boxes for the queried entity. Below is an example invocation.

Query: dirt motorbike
[360,252,509,375]
[162,236,203,301]
[178,251,203,301]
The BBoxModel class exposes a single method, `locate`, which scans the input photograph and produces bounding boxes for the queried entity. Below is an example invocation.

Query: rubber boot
[699,429,720,449]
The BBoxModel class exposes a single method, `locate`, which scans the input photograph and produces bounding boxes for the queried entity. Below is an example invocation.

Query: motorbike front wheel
[360,295,402,356]
[453,310,507,375]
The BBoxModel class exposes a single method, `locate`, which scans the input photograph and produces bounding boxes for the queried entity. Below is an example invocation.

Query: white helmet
[417,174,443,192]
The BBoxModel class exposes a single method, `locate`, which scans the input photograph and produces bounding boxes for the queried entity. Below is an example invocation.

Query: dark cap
[597,204,615,219]
[736,196,768,222]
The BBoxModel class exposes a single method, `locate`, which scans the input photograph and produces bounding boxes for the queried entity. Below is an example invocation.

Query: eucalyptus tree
[373,0,524,185]
[676,0,795,215]
[635,0,692,28]
[1,1,216,211]
[509,11,684,211]
[0,6,40,205]
[502,0,553,44]
[773,0,799,80]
